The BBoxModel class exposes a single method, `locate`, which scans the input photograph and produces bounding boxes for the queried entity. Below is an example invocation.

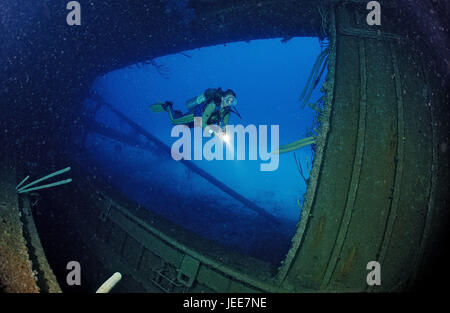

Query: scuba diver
[149,88,240,135]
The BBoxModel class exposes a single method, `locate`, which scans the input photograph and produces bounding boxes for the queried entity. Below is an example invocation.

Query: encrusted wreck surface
[0,155,39,292]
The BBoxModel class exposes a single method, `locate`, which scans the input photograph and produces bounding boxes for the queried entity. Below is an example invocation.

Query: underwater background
[73,37,326,265]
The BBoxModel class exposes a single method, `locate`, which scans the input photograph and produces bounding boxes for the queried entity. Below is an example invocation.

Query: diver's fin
[149,102,166,113]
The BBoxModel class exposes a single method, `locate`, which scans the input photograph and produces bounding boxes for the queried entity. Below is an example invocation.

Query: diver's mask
[222,94,237,107]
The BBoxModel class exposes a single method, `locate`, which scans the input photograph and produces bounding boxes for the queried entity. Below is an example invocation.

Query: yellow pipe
[273,137,316,154]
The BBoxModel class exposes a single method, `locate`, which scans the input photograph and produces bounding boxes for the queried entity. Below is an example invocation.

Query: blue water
[75,37,326,265]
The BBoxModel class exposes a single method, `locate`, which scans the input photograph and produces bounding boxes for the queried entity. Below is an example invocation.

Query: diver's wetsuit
[166,88,231,132]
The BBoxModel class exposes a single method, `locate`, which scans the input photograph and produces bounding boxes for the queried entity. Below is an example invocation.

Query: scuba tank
[185,93,206,112]
[185,88,241,125]
[186,88,223,112]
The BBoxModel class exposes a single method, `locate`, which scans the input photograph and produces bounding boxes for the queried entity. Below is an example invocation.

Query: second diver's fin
[149,102,166,113]
[150,101,173,113]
